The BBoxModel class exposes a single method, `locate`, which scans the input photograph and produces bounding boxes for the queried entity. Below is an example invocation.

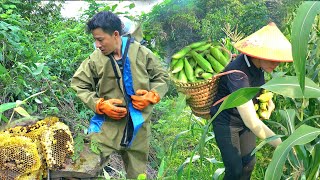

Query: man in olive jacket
[71,11,168,178]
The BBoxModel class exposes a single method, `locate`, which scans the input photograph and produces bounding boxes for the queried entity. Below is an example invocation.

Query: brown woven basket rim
[192,108,210,115]
[173,75,219,87]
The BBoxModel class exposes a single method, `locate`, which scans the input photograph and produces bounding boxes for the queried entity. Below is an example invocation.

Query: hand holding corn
[255,90,274,120]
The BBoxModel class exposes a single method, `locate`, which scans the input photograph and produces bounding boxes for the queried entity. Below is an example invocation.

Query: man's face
[260,60,280,73]
[92,28,119,55]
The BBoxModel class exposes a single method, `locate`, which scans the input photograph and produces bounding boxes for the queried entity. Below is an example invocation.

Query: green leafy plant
[265,2,320,179]
[0,91,45,127]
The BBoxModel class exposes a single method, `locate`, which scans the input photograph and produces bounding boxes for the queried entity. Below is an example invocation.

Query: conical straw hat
[234,22,293,62]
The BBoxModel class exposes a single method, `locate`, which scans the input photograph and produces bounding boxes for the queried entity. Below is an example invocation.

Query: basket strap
[213,69,246,78]
[212,70,247,107]
[212,95,228,107]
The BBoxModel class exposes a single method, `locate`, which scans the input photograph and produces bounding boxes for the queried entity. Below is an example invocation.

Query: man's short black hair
[87,11,122,35]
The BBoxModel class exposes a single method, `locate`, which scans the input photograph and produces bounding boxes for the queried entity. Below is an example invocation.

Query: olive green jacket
[71,41,169,121]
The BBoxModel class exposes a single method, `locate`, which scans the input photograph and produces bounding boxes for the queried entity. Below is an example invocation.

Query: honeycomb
[0,117,74,180]
[0,133,41,180]
[5,117,59,141]
[41,122,74,169]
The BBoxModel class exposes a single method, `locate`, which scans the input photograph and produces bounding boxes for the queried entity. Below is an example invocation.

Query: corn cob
[194,43,211,52]
[188,57,197,68]
[173,72,179,80]
[172,46,191,59]
[190,50,213,73]
[178,69,188,83]
[170,58,179,69]
[183,58,196,82]
[205,54,224,73]
[194,66,204,78]
[200,50,210,57]
[222,48,231,60]
[171,58,184,73]
[201,72,213,80]
[254,104,259,111]
[189,41,207,49]
[257,92,273,102]
[210,46,229,67]
[259,102,268,110]
[258,109,269,120]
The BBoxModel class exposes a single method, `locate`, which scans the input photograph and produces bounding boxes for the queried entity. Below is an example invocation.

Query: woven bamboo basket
[174,76,219,119]
[172,47,232,119]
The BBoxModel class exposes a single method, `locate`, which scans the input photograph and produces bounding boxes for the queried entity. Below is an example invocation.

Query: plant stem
[300,98,305,121]
[6,110,15,128]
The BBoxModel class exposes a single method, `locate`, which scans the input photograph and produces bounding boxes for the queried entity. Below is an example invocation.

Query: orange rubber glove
[131,89,160,110]
[96,98,127,120]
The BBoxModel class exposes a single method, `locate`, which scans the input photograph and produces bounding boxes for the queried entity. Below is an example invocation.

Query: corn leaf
[265,120,289,136]
[177,155,200,179]
[261,76,320,98]
[265,125,320,180]
[278,109,296,135]
[175,92,186,117]
[170,130,190,158]
[294,145,309,170]
[202,87,260,161]
[251,135,284,156]
[307,142,320,180]
[208,87,260,124]
[157,157,166,179]
[291,1,320,93]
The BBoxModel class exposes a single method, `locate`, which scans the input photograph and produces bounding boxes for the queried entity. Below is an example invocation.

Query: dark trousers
[213,124,256,180]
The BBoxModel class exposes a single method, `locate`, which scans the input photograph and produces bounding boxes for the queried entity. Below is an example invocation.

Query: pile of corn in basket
[170,40,232,119]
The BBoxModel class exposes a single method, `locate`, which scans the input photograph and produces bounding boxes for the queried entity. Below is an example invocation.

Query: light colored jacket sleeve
[145,49,169,98]
[237,100,282,147]
[70,58,99,112]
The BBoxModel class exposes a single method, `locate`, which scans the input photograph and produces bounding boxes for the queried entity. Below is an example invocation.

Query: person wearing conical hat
[210,22,292,179]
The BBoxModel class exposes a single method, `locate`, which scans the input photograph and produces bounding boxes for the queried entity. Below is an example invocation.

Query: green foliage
[264,2,320,179]
[265,125,320,180]
[0,0,30,70]
[152,96,223,179]
[266,0,303,27]
[292,1,320,93]
[261,76,320,98]
[141,0,201,57]
[0,0,92,130]
[0,91,45,129]
[71,134,85,161]
[142,0,273,57]
[90,139,100,155]
[81,0,136,22]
